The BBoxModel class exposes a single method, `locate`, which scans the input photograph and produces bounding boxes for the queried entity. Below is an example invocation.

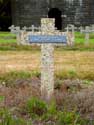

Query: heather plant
[57,111,89,125]
[0,96,5,102]
[0,108,28,125]
[25,97,90,124]
[68,70,77,79]
[26,97,47,118]
[41,101,57,121]
[0,97,93,125]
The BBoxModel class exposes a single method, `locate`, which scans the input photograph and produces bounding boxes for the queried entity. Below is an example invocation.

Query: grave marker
[9,25,21,45]
[80,26,94,44]
[9,18,68,102]
[65,24,76,45]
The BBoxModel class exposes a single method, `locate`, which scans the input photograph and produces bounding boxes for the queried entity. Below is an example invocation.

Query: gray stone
[12,0,94,28]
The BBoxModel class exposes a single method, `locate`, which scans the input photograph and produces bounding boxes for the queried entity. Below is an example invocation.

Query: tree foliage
[0,0,3,2]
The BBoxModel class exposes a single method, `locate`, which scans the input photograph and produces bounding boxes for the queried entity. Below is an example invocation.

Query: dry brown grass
[0,50,94,79]
[54,51,94,79]
[0,51,40,73]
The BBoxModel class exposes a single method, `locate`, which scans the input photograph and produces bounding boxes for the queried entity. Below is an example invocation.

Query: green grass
[0,31,94,44]
[0,31,94,51]
[0,97,91,125]
[75,32,94,44]
[0,70,94,87]
[0,32,94,124]
[0,32,16,43]
[0,108,32,125]
[55,70,94,81]
[0,32,16,37]
[0,43,41,51]
[0,39,16,43]
[0,71,40,87]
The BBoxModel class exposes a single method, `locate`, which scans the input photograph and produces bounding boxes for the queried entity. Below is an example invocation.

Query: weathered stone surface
[12,0,94,27]
[41,19,54,101]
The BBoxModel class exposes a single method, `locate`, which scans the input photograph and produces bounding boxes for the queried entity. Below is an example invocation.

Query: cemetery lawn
[0,32,16,43]
[75,32,94,43]
[0,32,94,124]
[0,50,94,124]
[0,50,94,80]
[0,32,94,45]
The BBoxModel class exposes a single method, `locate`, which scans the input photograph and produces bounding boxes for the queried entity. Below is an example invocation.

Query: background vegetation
[0,32,94,124]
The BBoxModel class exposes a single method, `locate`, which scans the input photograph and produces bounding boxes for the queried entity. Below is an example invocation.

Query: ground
[0,32,94,124]
[0,50,94,80]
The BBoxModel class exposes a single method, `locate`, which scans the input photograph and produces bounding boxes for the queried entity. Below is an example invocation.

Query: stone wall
[12,0,94,27]
[12,0,48,27]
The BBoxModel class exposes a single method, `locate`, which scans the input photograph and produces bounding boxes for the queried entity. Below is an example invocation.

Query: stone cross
[80,26,94,44]
[30,25,35,33]
[9,18,68,103]
[91,25,94,31]
[65,24,75,45]
[22,26,27,31]
[81,26,90,44]
[28,25,41,32]
[9,25,21,45]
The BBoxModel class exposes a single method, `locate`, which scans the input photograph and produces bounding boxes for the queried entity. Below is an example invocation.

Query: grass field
[0,32,94,80]
[0,32,16,43]
[75,32,94,43]
[0,31,94,44]
[0,31,94,51]
[0,50,94,80]
[0,32,94,124]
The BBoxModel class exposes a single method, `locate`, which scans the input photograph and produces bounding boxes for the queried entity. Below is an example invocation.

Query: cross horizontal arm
[81,30,94,33]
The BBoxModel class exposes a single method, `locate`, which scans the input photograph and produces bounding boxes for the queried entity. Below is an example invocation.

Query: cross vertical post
[9,25,21,45]
[71,25,75,45]
[41,18,55,102]
[80,26,91,45]
[85,26,90,45]
[66,25,75,46]
[14,26,21,45]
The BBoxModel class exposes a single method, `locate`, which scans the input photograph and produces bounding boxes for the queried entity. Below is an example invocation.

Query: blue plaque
[28,35,67,44]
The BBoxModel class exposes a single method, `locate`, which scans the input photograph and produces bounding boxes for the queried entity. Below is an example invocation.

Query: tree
[0,0,3,2]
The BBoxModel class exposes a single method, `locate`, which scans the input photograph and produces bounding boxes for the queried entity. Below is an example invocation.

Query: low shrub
[26,97,47,118]
[57,111,89,125]
[26,97,89,124]
[0,108,29,125]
